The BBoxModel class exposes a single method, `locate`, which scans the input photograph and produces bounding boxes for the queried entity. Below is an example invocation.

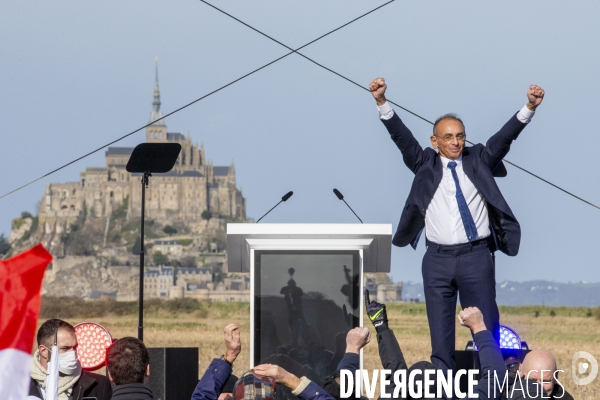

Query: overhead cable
[0,1,395,200]
[199,0,600,211]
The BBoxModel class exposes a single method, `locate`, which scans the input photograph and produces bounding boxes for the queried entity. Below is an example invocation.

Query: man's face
[430,119,465,160]
[39,328,78,368]
[526,368,555,395]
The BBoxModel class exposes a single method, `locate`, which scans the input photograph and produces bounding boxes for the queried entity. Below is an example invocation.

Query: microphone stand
[333,188,363,224]
[341,198,362,224]
[256,200,283,223]
[256,191,293,223]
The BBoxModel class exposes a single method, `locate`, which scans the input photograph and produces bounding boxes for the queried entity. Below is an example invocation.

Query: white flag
[45,341,59,400]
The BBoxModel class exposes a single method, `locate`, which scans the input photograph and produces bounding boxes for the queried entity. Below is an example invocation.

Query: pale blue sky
[1,1,599,283]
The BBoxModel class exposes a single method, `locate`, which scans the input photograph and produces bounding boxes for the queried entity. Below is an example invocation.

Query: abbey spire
[149,59,165,127]
[147,58,167,142]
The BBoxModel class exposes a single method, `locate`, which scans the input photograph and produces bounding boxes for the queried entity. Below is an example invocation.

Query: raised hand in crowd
[364,289,389,332]
[345,327,370,354]
[223,323,241,365]
[192,324,241,400]
[458,307,487,334]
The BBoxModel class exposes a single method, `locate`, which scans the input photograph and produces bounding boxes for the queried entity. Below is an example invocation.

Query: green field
[40,298,600,399]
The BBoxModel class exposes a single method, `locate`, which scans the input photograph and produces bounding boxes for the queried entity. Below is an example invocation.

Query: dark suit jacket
[381,111,528,256]
[28,371,113,400]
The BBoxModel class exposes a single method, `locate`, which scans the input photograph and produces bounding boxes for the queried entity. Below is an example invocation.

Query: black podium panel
[148,347,198,400]
[253,250,361,400]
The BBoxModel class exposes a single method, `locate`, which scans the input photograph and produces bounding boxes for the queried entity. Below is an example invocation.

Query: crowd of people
[29,293,572,400]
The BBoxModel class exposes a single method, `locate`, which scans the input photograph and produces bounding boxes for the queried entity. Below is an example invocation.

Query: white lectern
[227,224,392,395]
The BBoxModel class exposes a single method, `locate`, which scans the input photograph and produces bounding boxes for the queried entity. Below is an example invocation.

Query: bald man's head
[519,349,558,395]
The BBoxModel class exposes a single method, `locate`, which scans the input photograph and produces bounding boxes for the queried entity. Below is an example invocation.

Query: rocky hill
[6,197,244,299]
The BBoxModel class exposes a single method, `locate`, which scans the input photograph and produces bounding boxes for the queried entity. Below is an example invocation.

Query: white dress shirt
[426,155,490,244]
[378,102,535,244]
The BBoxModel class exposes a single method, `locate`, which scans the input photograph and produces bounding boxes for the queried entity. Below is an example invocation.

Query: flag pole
[45,325,59,400]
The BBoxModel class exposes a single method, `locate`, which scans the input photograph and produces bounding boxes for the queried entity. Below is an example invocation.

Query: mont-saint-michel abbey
[41,71,246,242]
[8,67,402,303]
[7,69,257,302]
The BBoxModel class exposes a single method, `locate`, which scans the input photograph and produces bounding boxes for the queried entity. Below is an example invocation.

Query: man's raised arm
[482,85,545,170]
[369,77,425,174]
[458,307,506,400]
[336,327,371,372]
[191,324,241,400]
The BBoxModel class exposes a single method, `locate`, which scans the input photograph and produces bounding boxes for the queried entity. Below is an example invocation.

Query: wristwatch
[220,354,233,366]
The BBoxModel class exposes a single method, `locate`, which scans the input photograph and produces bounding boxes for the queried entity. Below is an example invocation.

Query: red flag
[0,244,53,399]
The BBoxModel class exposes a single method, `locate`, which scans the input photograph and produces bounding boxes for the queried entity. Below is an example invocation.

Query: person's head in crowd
[106,337,150,386]
[36,318,81,376]
[232,371,276,400]
[32,319,112,400]
[218,374,238,400]
[519,349,558,395]
[405,361,438,400]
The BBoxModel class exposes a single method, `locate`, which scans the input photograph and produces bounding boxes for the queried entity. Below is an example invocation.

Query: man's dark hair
[37,319,75,347]
[106,337,150,386]
[433,113,465,136]
[406,361,438,400]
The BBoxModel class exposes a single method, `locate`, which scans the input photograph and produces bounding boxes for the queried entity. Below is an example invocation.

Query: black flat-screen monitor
[253,250,361,398]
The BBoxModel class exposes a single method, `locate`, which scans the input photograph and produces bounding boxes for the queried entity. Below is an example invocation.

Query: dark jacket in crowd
[28,371,113,400]
[111,383,154,400]
[191,358,233,400]
[296,380,337,400]
[376,328,506,399]
[336,352,360,373]
[321,352,367,400]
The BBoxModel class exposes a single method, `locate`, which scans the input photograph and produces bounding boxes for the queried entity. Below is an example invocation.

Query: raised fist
[369,77,387,106]
[458,307,486,334]
[526,84,545,110]
[346,327,371,354]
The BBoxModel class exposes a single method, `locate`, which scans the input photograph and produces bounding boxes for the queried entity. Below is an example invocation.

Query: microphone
[333,188,363,223]
[256,191,293,223]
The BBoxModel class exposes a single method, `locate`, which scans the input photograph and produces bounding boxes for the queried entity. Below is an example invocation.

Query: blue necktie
[447,161,479,242]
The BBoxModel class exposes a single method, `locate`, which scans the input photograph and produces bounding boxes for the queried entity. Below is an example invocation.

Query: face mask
[58,350,80,375]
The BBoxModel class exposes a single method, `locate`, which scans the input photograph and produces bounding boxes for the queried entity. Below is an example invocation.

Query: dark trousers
[422,239,500,371]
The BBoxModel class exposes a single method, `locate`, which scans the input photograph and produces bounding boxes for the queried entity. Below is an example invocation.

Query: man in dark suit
[368,77,544,371]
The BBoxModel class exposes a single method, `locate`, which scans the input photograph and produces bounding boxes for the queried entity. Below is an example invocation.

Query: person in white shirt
[369,77,544,371]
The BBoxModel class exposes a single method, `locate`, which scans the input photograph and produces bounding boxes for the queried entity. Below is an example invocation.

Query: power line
[501,159,600,210]
[0,51,294,199]
[3,2,599,211]
[0,1,395,200]
[199,0,600,211]
[199,0,430,125]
